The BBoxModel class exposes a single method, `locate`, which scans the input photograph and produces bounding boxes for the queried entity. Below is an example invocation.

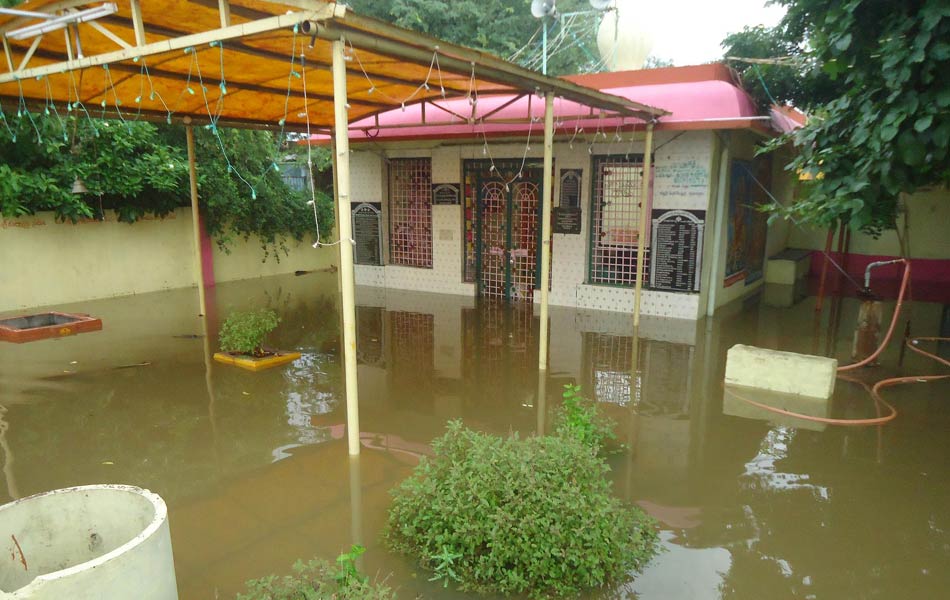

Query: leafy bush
[219,309,280,356]
[385,421,658,598]
[237,545,394,600]
[555,384,618,455]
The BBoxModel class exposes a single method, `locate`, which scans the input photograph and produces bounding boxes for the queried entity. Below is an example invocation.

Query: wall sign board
[352,202,382,266]
[559,169,582,208]
[649,209,705,292]
[553,207,583,234]
[432,183,460,205]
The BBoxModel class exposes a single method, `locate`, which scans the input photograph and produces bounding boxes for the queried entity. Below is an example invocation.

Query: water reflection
[0,274,947,599]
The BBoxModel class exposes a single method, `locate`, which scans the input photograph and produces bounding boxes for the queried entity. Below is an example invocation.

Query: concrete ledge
[725,344,837,399]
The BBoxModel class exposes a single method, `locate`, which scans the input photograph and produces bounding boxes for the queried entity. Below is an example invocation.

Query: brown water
[0,273,947,599]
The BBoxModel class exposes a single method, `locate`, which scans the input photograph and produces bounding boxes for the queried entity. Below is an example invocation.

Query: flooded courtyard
[1,272,947,599]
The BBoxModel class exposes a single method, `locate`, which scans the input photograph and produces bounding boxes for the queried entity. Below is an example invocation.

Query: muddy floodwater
[1,272,947,599]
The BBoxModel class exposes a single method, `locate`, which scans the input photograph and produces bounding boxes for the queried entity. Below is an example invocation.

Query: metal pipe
[633,122,654,327]
[815,224,835,312]
[864,259,905,289]
[332,39,362,457]
[0,8,55,19]
[307,20,665,121]
[538,92,554,370]
[185,125,207,317]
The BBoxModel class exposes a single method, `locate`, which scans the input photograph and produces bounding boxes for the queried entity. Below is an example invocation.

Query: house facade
[333,65,799,321]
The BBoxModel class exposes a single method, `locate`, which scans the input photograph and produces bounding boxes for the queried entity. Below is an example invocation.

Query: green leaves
[218,309,280,356]
[765,0,950,235]
[236,546,394,600]
[386,420,658,597]
[0,110,332,260]
[554,383,618,455]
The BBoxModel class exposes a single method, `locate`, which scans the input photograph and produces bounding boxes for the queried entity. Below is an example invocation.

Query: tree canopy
[347,0,603,75]
[726,0,950,236]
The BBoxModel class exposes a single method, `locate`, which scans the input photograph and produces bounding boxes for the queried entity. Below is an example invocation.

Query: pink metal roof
[314,64,789,144]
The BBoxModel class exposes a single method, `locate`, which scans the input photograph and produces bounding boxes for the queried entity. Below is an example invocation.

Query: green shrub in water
[219,309,280,357]
[555,383,619,455]
[385,421,658,598]
[236,545,394,600]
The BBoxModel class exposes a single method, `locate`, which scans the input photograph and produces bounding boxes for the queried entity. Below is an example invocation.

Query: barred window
[589,154,649,286]
[388,158,432,268]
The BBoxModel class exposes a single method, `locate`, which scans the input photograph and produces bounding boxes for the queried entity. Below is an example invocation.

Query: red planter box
[0,312,102,343]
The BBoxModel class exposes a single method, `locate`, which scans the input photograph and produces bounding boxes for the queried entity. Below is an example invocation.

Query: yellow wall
[787,187,950,259]
[0,208,337,313]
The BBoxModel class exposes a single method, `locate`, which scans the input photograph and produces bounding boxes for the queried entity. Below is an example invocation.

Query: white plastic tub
[0,485,177,599]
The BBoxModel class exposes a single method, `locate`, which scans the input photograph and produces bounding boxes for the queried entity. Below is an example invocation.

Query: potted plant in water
[213,309,301,371]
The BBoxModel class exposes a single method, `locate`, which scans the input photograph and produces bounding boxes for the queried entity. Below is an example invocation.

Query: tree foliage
[347,0,597,75]
[722,25,838,112]
[0,111,333,257]
[736,0,950,235]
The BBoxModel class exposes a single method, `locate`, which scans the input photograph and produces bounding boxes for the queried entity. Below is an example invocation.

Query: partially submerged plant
[386,420,658,598]
[236,546,394,600]
[555,383,619,455]
[219,308,280,357]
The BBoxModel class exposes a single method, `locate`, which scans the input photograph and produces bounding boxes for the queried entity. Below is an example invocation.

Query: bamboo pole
[332,40,361,457]
[185,124,207,317]
[538,92,554,371]
[633,122,654,327]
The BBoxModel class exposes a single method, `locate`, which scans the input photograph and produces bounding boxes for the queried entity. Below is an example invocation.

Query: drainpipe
[332,39,361,457]
[633,122,654,327]
[538,92,555,371]
[185,122,207,317]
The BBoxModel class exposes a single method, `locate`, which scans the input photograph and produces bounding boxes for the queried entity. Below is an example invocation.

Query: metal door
[475,162,543,302]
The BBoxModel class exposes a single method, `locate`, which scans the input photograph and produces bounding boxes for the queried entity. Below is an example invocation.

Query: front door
[474,161,543,302]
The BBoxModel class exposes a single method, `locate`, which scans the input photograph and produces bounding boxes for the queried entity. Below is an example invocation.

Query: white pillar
[538,92,555,370]
[633,122,654,327]
[185,125,207,317]
[332,40,361,456]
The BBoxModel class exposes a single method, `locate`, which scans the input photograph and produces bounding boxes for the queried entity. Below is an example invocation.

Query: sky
[630,0,787,66]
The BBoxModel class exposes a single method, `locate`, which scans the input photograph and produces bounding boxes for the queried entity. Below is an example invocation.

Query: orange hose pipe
[838,259,910,372]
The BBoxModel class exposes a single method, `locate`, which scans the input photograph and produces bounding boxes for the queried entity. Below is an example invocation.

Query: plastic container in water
[0,485,177,599]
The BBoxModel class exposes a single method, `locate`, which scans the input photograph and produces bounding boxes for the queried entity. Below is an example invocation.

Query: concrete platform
[724,344,837,399]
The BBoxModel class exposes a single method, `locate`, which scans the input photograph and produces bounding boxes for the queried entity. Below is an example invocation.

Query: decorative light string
[300,49,348,248]
[42,75,68,142]
[347,40,447,107]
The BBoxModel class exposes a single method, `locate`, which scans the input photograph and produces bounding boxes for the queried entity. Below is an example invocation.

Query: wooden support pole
[332,39,361,457]
[633,122,654,327]
[3,37,16,72]
[185,125,207,317]
[129,0,146,47]
[218,0,232,28]
[538,92,554,371]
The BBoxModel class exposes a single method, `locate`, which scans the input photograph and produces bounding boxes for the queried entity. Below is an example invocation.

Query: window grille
[589,155,649,286]
[389,158,432,268]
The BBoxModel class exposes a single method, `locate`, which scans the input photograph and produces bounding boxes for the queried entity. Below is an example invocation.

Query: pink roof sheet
[314,64,791,143]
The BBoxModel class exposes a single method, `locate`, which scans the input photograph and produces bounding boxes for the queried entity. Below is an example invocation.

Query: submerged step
[725,344,837,400]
